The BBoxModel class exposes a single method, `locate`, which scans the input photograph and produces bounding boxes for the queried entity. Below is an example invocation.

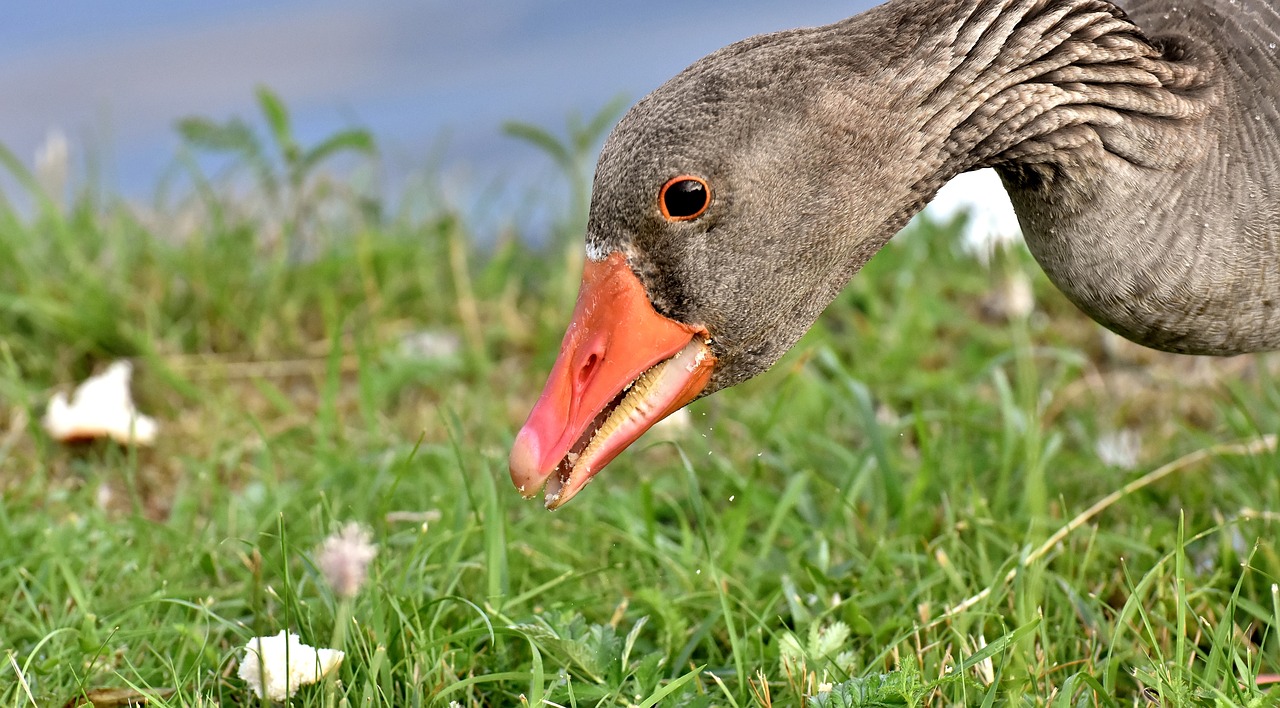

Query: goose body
[511,0,1280,508]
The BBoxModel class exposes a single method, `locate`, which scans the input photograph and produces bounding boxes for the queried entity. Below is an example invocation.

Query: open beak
[509,252,716,509]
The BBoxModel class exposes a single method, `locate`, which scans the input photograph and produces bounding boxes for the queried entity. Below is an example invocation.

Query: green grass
[2,106,1280,707]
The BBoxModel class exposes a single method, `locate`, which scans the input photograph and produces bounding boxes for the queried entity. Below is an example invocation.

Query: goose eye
[659,176,711,221]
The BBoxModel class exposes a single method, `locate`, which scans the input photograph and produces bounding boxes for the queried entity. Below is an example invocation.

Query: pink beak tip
[509,428,548,498]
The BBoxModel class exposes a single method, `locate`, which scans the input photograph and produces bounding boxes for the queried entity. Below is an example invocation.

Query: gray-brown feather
[1004,0,1280,353]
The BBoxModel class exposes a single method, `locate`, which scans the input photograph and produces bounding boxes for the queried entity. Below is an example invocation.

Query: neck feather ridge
[916,0,1215,181]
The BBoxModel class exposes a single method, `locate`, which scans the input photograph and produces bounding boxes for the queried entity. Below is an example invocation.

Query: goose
[509,0,1280,509]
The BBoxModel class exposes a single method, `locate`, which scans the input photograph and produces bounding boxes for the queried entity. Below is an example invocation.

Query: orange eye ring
[659,175,711,222]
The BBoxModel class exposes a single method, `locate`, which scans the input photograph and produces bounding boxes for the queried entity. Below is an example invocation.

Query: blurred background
[3,1,883,212]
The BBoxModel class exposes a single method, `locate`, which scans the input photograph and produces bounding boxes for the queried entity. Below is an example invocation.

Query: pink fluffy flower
[315,523,378,598]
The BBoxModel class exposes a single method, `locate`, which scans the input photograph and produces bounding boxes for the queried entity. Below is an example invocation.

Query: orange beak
[509,252,716,509]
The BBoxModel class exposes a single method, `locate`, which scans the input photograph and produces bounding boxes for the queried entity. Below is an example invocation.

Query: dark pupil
[664,180,707,217]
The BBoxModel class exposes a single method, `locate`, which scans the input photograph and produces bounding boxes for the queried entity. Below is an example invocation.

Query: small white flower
[316,523,378,598]
[398,329,461,361]
[43,361,158,445]
[237,631,344,700]
[1095,429,1142,470]
[981,272,1035,321]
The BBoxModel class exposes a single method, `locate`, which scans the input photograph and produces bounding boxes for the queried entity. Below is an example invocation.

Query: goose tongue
[509,252,716,509]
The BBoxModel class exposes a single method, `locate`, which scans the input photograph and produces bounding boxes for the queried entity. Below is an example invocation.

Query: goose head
[509,29,932,508]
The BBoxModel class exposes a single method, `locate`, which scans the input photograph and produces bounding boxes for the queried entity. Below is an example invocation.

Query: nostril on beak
[577,352,600,389]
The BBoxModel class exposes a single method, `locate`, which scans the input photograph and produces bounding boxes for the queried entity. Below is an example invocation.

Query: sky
[0,0,1019,242]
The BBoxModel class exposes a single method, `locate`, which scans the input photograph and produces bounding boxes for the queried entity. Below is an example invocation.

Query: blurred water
[1,2,866,210]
